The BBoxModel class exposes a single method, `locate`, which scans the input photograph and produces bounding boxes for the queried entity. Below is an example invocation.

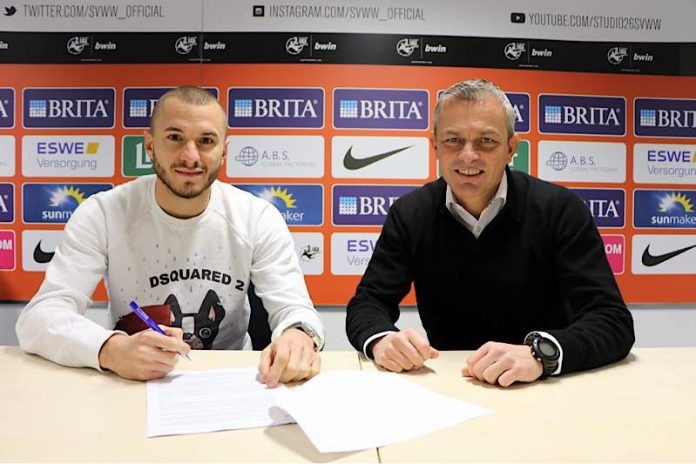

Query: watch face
[538,339,558,357]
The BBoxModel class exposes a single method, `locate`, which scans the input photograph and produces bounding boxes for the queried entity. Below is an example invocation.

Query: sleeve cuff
[362,331,397,358]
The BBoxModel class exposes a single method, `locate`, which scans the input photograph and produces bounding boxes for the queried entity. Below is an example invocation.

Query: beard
[151,150,222,200]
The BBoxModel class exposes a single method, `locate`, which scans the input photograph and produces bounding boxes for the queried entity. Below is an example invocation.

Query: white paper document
[270,370,490,453]
[146,368,292,437]
[147,368,490,452]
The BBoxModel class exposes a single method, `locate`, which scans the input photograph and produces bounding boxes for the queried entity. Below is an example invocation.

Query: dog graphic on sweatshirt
[166,289,226,350]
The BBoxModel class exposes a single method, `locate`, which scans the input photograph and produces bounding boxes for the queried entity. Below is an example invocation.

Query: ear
[165,294,182,318]
[143,129,155,161]
[507,134,520,164]
[198,289,225,321]
[430,132,439,158]
[221,134,228,164]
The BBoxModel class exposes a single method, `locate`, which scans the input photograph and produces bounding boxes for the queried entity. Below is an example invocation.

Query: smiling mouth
[174,168,204,177]
[455,168,483,177]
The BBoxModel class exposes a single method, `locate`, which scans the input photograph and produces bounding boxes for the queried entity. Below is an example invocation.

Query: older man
[346,79,634,387]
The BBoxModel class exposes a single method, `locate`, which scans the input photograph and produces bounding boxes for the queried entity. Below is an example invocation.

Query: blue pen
[129,300,191,361]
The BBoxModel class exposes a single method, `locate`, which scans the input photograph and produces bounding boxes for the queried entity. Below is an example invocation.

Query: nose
[457,142,479,163]
[180,140,200,166]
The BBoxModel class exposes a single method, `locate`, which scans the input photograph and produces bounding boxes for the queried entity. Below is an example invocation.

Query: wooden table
[360,348,696,462]
[0,347,377,462]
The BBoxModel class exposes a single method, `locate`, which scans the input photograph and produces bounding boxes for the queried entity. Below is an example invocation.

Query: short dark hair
[149,86,224,132]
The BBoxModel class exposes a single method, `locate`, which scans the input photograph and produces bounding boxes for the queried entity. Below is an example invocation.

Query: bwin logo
[396,38,419,57]
[233,98,318,119]
[286,36,309,55]
[129,98,158,118]
[28,98,109,119]
[175,36,198,54]
[339,99,423,120]
[67,36,89,55]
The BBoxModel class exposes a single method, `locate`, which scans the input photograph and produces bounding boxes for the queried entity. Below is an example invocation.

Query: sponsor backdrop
[1,0,695,304]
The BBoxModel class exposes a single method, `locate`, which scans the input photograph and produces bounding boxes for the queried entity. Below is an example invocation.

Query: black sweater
[346,170,634,374]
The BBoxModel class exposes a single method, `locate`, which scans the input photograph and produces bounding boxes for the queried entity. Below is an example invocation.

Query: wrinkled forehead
[439,95,508,127]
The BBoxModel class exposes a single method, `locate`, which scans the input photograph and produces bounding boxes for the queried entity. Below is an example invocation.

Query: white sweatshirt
[16,175,325,370]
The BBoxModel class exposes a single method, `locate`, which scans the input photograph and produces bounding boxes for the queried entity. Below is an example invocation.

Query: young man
[17,86,324,387]
[346,79,634,387]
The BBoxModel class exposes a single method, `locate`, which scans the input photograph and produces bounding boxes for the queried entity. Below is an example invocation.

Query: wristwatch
[286,322,323,350]
[524,332,560,379]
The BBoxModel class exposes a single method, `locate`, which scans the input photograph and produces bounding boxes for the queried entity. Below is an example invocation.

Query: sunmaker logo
[635,98,696,138]
[22,183,112,224]
[539,94,625,136]
[234,184,323,225]
[634,190,696,229]
[0,183,14,223]
[333,88,428,130]
[0,88,14,128]
[228,88,324,128]
[572,189,625,228]
[333,185,417,226]
[23,88,115,128]
[22,135,115,177]
[123,87,218,128]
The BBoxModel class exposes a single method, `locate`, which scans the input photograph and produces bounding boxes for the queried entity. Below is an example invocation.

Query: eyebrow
[163,126,220,137]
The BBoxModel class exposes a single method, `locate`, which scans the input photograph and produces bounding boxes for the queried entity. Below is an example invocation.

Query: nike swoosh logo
[343,145,413,170]
[641,243,696,267]
[33,240,55,264]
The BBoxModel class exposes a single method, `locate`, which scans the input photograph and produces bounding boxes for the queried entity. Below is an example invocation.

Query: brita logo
[23,88,115,128]
[506,93,530,133]
[539,94,625,136]
[332,185,417,226]
[333,88,428,130]
[228,88,324,129]
[0,183,14,223]
[123,87,219,128]
[0,88,14,128]
[572,188,625,228]
[635,98,696,138]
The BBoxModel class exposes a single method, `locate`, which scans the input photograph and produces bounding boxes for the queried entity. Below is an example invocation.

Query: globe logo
[235,146,259,166]
[546,151,568,171]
